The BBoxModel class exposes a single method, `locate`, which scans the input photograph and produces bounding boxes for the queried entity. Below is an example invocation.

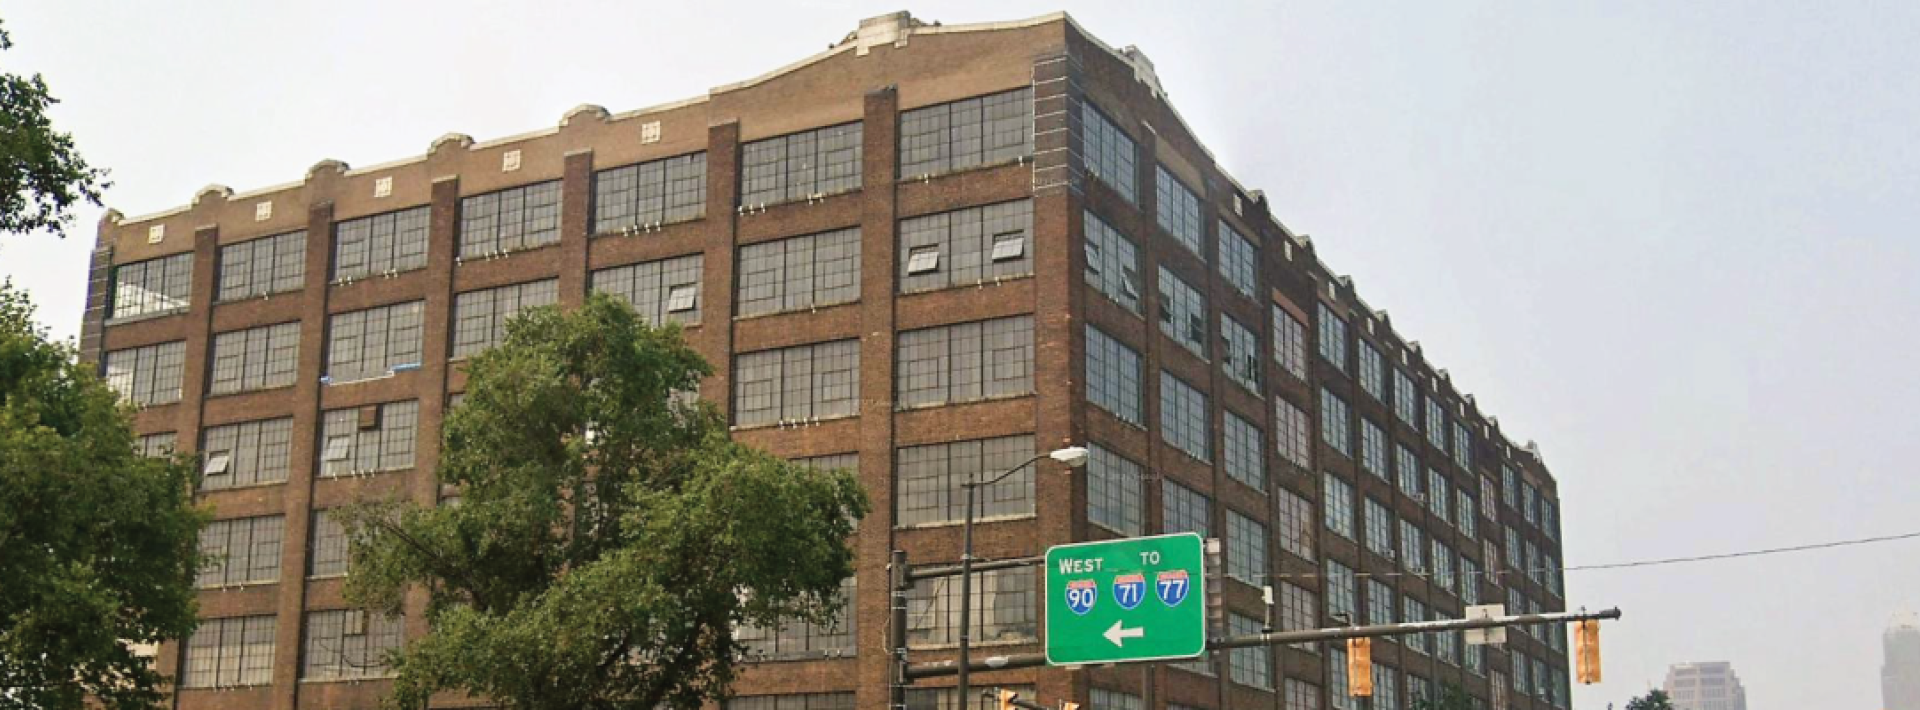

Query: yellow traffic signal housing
[1573,620,1602,684]
[997,689,1020,710]
[1347,638,1373,697]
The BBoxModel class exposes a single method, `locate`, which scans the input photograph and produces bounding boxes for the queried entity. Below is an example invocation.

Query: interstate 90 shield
[1064,578,1099,615]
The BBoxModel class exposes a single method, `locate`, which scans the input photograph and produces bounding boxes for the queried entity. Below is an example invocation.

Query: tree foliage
[0,282,206,708]
[1410,683,1476,710]
[0,17,108,238]
[1626,689,1676,710]
[337,294,869,710]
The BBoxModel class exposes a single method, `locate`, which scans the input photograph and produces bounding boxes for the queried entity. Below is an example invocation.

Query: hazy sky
[5,1,1918,707]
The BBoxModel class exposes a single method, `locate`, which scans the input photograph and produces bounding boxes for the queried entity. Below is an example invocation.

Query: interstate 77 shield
[1044,533,1208,666]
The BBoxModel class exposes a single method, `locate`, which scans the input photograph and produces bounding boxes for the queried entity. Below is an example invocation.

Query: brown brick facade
[85,12,1569,710]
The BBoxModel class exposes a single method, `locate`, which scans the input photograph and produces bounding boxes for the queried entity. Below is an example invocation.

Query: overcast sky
[5,1,1918,707]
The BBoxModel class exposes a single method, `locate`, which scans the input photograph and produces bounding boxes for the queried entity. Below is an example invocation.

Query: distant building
[1890,613,1920,710]
[1662,662,1748,710]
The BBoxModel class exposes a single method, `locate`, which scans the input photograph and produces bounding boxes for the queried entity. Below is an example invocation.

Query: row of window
[107,87,1037,319]
[179,610,403,688]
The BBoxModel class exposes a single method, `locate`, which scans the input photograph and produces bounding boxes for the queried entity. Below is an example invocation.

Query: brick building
[79,11,1570,710]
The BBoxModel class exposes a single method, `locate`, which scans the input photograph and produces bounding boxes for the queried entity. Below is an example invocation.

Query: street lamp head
[1048,446,1090,468]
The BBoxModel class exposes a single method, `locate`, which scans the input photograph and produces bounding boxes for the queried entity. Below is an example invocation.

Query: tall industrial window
[1086,443,1143,535]
[894,435,1034,527]
[136,432,176,458]
[1225,510,1267,584]
[301,610,404,680]
[325,300,424,383]
[1085,324,1142,426]
[898,200,1032,293]
[899,87,1033,177]
[1320,388,1351,457]
[740,122,863,207]
[1397,444,1421,495]
[196,515,283,588]
[735,576,857,659]
[1393,369,1418,426]
[1083,210,1141,313]
[1426,398,1449,452]
[593,152,708,234]
[1329,648,1352,710]
[199,417,294,490]
[218,231,306,301]
[1399,520,1426,572]
[1542,499,1559,540]
[308,509,350,577]
[1159,371,1210,462]
[451,279,558,357]
[1433,540,1457,590]
[895,315,1033,409]
[1280,584,1319,653]
[1276,488,1315,560]
[1317,303,1347,372]
[1154,165,1201,255]
[1359,418,1387,480]
[1363,498,1395,559]
[1322,473,1354,539]
[732,339,860,427]
[1088,689,1143,710]
[1221,314,1260,393]
[318,400,419,476]
[1466,552,1482,602]
[1157,267,1208,359]
[729,693,857,710]
[208,322,299,395]
[1373,664,1401,710]
[906,567,1035,646]
[1358,341,1384,400]
[1162,481,1211,538]
[1218,220,1256,297]
[1402,598,1429,653]
[1454,420,1474,470]
[459,179,561,257]
[1428,470,1451,522]
[103,341,185,406]
[1502,465,1519,508]
[1285,679,1323,710]
[180,615,275,688]
[1081,102,1137,204]
[590,253,704,326]
[1366,579,1396,627]
[737,227,861,317]
[109,252,192,320]
[1458,491,1478,538]
[1324,560,1356,621]
[332,206,429,281]
[1275,397,1311,470]
[1228,613,1272,689]
[1274,306,1307,380]
[1223,411,1263,490]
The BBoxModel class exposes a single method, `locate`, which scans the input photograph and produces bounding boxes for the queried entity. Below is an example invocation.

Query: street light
[957,445,1088,708]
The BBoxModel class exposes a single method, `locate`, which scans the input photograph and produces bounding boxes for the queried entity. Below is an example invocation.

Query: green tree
[1626,689,1677,710]
[0,282,206,708]
[337,294,869,710]
[1410,682,1475,710]
[1,17,108,238]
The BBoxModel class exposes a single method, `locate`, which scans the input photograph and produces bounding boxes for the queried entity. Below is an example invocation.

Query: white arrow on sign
[1103,620,1146,647]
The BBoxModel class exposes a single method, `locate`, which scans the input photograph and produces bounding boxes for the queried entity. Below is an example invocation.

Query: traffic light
[1347,638,1373,697]
[997,689,1020,710]
[1573,620,1602,684]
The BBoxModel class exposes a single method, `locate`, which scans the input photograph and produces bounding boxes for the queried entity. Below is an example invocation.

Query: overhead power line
[1267,529,1920,583]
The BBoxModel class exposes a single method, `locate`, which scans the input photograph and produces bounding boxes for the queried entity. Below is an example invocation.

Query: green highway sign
[1044,532,1208,666]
